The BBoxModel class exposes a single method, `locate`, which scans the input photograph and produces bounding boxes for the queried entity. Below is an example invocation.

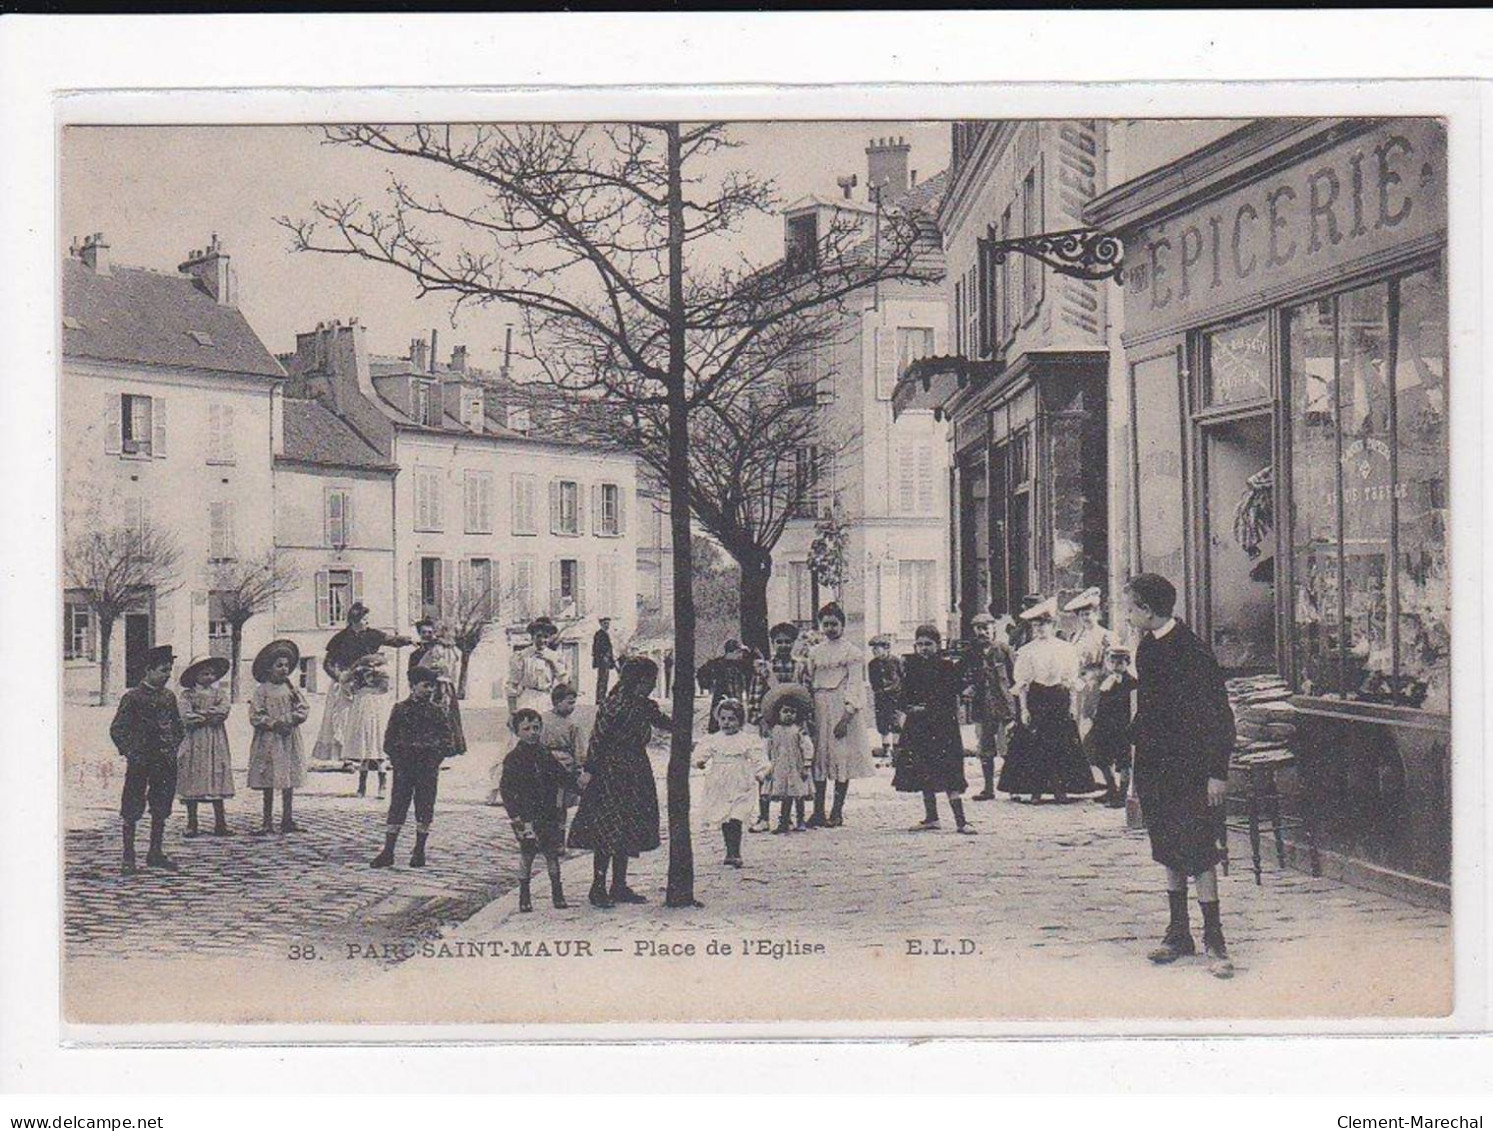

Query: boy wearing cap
[1125,573,1237,979]
[110,645,185,873]
[867,634,903,765]
[968,613,1015,800]
[372,665,456,869]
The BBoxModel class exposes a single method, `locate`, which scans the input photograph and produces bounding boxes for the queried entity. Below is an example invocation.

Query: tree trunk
[97,613,115,706]
[229,623,245,701]
[737,552,772,657]
[663,123,700,909]
[457,648,472,700]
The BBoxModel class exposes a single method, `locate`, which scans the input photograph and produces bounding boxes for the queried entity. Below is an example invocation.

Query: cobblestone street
[63,703,1452,1025]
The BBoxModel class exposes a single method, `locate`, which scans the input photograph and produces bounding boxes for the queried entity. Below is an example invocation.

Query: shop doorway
[958,454,988,637]
[1200,412,1276,673]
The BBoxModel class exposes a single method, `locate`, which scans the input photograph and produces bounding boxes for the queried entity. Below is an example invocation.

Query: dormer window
[411,379,440,427]
[461,388,484,432]
[506,405,532,435]
[786,213,819,273]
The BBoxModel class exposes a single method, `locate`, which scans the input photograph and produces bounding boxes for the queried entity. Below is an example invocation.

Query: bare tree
[282,122,930,907]
[206,553,300,700]
[63,523,183,704]
[443,573,520,700]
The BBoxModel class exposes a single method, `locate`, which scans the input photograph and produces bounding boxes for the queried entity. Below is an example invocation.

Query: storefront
[1086,117,1450,907]
[898,351,1108,640]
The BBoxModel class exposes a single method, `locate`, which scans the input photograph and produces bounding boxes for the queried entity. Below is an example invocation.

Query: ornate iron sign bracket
[983,224,1124,284]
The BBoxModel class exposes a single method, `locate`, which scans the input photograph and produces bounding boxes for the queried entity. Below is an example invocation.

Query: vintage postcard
[55,102,1468,1034]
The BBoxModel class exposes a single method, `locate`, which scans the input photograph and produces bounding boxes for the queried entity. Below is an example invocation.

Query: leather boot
[371,827,399,868]
[1200,900,1233,978]
[806,780,828,827]
[409,828,428,868]
[121,822,138,875]
[144,817,178,870]
[1147,890,1196,963]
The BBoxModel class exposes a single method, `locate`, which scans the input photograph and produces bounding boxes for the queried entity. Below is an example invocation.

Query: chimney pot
[78,232,111,275]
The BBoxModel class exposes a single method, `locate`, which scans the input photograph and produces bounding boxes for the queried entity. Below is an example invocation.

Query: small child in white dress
[694,698,770,867]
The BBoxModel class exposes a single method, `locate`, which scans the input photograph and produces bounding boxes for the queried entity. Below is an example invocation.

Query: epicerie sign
[1124,120,1446,336]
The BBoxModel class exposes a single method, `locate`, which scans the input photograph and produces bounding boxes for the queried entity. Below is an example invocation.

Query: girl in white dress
[803,602,873,828]
[694,698,770,867]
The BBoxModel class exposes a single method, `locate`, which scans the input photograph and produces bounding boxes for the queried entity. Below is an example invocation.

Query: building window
[595,482,623,536]
[317,567,358,628]
[787,560,814,627]
[411,380,441,427]
[417,557,448,621]
[298,657,318,692]
[1204,317,1272,407]
[897,441,936,516]
[552,558,586,617]
[206,402,236,464]
[552,479,581,536]
[325,487,352,549]
[786,213,818,272]
[898,560,936,636]
[64,598,95,661]
[459,557,498,621]
[207,590,234,659]
[511,473,538,535]
[208,501,237,561]
[506,406,531,434]
[1286,263,1448,711]
[965,264,979,356]
[461,389,484,431]
[793,445,822,519]
[120,393,156,457]
[464,470,494,534]
[414,467,443,532]
[896,328,935,388]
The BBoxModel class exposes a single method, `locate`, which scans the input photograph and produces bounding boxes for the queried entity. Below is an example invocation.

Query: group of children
[108,637,463,875]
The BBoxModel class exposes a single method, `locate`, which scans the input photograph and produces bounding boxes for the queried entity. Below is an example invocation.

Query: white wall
[393,431,639,705]
[62,359,277,700]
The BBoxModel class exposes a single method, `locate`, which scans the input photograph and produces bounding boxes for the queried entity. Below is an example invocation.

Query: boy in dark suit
[110,645,185,874]
[1124,573,1237,979]
[371,666,455,869]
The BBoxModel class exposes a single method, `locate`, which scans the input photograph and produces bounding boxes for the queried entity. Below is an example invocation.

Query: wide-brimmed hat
[760,683,813,728]
[1020,596,1059,622]
[1063,586,1103,613]
[252,639,301,682]
[180,655,230,687]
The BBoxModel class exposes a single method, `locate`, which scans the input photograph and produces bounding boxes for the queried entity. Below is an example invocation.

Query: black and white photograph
[47,108,1462,1028]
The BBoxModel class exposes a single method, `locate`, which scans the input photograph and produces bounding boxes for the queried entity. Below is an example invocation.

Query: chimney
[866,136,911,200]
[78,232,111,276]
[500,324,514,383]
[178,233,235,305]
[450,344,468,374]
[428,328,439,373]
[836,174,858,201]
[410,337,428,373]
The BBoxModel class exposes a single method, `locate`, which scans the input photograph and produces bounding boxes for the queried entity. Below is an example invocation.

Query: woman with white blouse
[997,598,1102,803]
[802,602,874,827]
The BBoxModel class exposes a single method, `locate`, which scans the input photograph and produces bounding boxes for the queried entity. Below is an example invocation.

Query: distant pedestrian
[803,602,873,827]
[499,707,572,912]
[568,656,671,908]
[371,665,456,870]
[1089,646,1136,808]
[694,698,771,867]
[894,625,976,835]
[1065,586,1119,746]
[697,639,752,734]
[867,634,904,765]
[176,655,235,838]
[246,640,310,835]
[760,684,814,833]
[592,617,617,702]
[967,613,1015,801]
[1125,573,1237,979]
[109,644,184,874]
[506,617,570,717]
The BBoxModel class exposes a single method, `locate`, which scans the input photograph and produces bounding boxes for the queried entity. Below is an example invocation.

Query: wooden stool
[1223,748,1310,885]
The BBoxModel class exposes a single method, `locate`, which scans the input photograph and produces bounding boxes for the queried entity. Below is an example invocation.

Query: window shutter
[592,484,602,535]
[457,559,472,609]
[510,474,520,534]
[480,474,493,533]
[898,446,916,514]
[207,404,221,462]
[222,404,235,462]
[431,474,443,531]
[351,568,363,604]
[414,472,426,530]
[549,480,561,535]
[140,497,154,535]
[617,487,628,535]
[408,560,421,624]
[550,560,562,615]
[487,560,500,622]
[226,500,237,558]
[105,395,122,455]
[464,473,476,533]
[576,559,588,617]
[343,491,353,546]
[209,501,222,558]
[575,483,587,536]
[324,487,337,547]
[875,327,896,400]
[917,444,935,514]
[315,569,330,628]
[152,396,167,458]
[86,609,97,661]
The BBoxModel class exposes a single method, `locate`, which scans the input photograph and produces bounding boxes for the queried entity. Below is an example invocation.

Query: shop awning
[892,355,1003,419]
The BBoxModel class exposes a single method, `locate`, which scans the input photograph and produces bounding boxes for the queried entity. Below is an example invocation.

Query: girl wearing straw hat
[247,639,310,835]
[177,655,235,838]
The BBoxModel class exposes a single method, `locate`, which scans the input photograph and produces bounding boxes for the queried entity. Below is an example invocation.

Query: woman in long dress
[568,656,670,908]
[998,598,1101,802]
[1064,586,1119,745]
[802,601,873,828]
